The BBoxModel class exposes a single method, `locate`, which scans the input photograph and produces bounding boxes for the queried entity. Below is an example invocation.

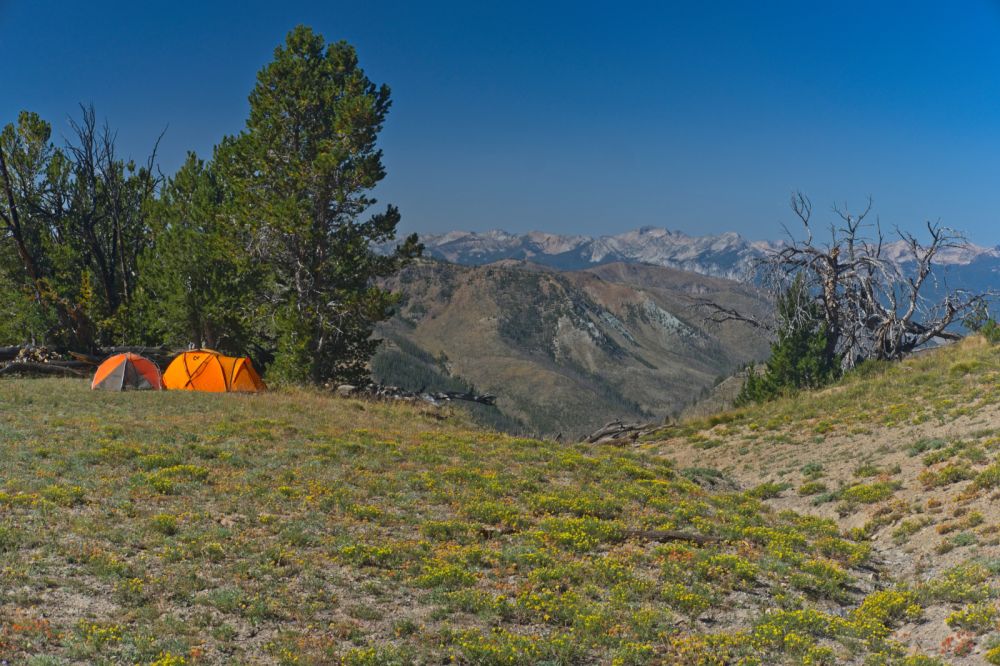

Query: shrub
[612,642,656,666]
[150,514,179,536]
[537,516,622,552]
[696,553,758,588]
[964,306,1000,344]
[420,520,470,542]
[975,463,1000,489]
[798,481,827,496]
[337,543,406,569]
[145,464,209,494]
[77,620,123,648]
[982,320,1000,344]
[790,558,853,602]
[918,464,973,489]
[340,646,412,665]
[450,628,581,666]
[839,482,898,504]
[801,462,825,480]
[414,562,477,590]
[749,482,790,499]
[952,532,977,547]
[0,523,22,552]
[853,463,881,478]
[660,582,712,617]
[463,501,527,529]
[921,563,992,603]
[851,588,922,638]
[907,438,947,457]
[946,602,999,633]
[40,484,85,507]
[528,491,622,519]
[892,519,930,545]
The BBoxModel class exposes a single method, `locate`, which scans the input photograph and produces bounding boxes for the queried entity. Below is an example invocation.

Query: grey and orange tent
[91,353,165,391]
[162,349,266,392]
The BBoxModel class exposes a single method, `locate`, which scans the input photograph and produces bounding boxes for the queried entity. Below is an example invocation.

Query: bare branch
[723,194,992,368]
[689,298,774,332]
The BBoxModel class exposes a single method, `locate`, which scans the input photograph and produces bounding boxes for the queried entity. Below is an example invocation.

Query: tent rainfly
[91,353,165,391]
[162,349,266,392]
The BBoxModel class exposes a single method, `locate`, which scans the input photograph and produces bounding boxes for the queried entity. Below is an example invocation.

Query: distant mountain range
[409,227,1000,289]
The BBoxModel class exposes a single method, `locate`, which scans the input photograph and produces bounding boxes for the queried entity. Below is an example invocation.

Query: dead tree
[698,192,993,368]
[1,107,162,349]
[65,104,162,315]
[0,114,95,347]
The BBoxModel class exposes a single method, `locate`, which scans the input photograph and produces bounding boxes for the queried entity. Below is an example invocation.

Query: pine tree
[138,152,260,351]
[222,26,420,383]
[737,275,841,405]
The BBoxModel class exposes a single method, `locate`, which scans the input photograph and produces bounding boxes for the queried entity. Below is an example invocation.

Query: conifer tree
[737,275,841,405]
[139,152,260,351]
[222,26,420,383]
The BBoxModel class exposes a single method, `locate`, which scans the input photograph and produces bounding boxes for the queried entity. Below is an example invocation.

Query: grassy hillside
[652,336,1000,664]
[0,375,953,664]
[375,259,770,438]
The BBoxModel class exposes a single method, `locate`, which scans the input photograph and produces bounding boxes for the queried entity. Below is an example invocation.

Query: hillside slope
[0,378,957,664]
[649,336,1000,663]
[374,259,770,437]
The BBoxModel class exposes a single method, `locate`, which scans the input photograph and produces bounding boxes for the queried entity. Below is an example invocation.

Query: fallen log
[99,345,170,355]
[429,390,497,406]
[0,346,21,362]
[618,529,722,546]
[46,360,97,370]
[0,362,85,377]
[69,351,103,365]
[584,419,667,444]
[97,346,175,365]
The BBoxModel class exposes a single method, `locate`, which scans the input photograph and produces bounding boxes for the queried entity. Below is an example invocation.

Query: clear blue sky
[3,1,1000,244]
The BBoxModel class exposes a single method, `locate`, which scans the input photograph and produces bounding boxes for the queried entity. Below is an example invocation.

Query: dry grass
[653,336,1000,663]
[0,376,954,664]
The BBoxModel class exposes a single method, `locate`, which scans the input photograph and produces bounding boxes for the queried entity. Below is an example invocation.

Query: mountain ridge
[404,226,1000,285]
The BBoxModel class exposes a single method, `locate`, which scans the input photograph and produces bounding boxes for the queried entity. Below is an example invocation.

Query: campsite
[1,347,265,394]
[4,3,1000,665]
[0,338,999,664]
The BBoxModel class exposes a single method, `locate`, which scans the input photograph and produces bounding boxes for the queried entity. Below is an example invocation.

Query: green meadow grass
[0,378,957,664]
[671,337,1000,441]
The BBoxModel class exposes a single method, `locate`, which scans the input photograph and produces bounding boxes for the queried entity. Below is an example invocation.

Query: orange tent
[92,353,165,391]
[162,349,266,392]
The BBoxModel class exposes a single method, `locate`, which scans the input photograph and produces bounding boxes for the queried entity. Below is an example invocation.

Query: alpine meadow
[3,7,1000,666]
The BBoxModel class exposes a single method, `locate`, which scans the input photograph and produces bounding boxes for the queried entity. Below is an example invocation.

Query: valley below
[374,258,771,438]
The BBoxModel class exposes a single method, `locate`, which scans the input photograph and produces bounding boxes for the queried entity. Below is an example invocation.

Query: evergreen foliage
[221,26,421,384]
[138,153,260,352]
[0,108,159,349]
[962,304,1000,345]
[0,26,418,384]
[737,276,841,405]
